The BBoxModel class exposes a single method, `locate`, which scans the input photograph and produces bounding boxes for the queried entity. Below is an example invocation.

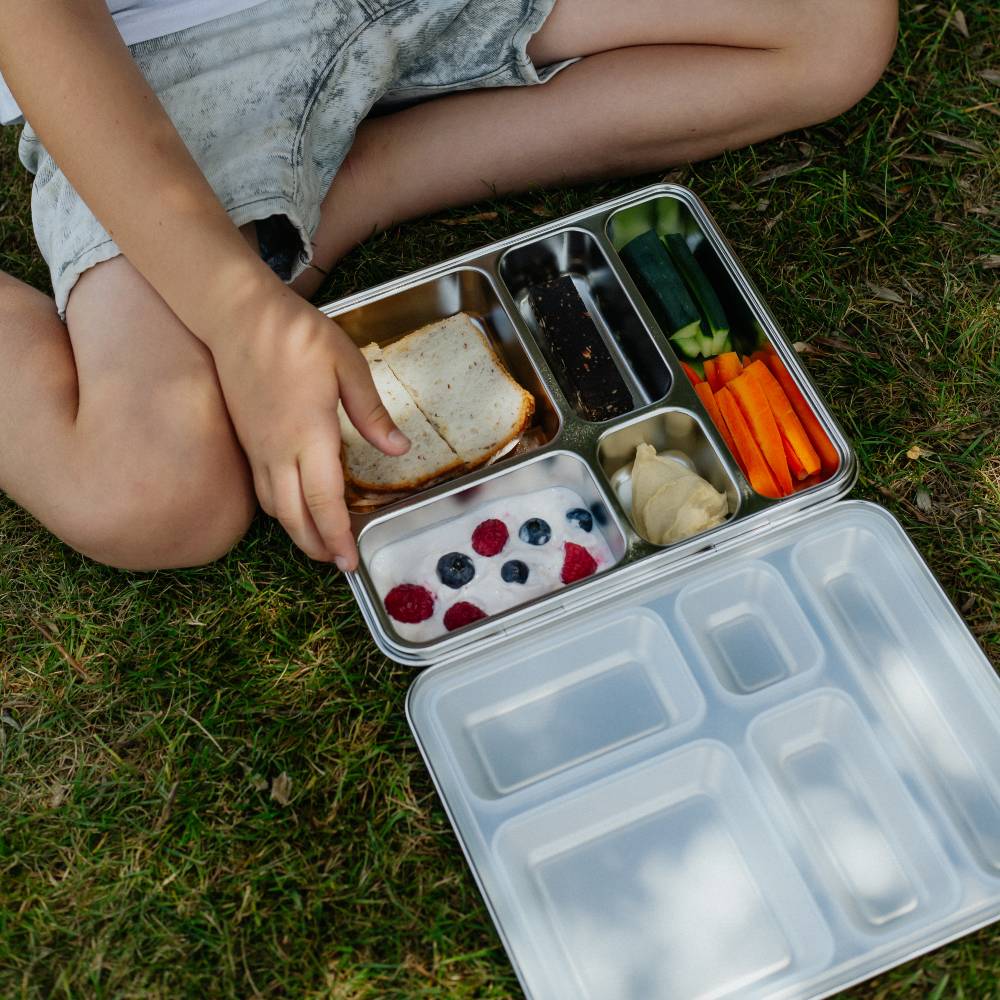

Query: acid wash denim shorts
[17,0,572,318]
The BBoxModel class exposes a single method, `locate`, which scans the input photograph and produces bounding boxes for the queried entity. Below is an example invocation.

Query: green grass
[2,3,999,997]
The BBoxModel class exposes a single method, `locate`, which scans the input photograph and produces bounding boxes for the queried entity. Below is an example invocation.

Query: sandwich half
[338,344,463,491]
[383,313,535,467]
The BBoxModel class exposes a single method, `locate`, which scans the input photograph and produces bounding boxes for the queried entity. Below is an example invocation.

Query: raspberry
[561,542,598,584]
[384,584,434,624]
[471,519,509,557]
[443,601,488,632]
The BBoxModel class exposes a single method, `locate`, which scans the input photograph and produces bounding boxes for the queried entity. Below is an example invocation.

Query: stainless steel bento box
[322,184,855,666]
[319,185,1000,1000]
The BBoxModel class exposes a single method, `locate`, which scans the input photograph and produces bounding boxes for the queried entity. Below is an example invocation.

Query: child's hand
[210,287,410,569]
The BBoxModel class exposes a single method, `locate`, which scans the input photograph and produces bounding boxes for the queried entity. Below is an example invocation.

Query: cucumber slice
[619,231,704,359]
[663,233,731,356]
[691,240,762,356]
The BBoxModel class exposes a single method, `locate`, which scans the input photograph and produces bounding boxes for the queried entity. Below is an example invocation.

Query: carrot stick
[694,382,737,456]
[782,435,808,481]
[728,372,793,495]
[681,361,702,386]
[703,357,722,393]
[716,352,743,385]
[716,387,781,497]
[763,354,839,474]
[743,360,821,477]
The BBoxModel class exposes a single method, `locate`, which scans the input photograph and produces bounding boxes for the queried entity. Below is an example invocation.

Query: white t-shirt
[0,0,268,125]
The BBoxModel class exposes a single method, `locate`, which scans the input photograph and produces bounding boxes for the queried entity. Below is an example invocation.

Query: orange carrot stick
[716,352,743,385]
[782,435,808,481]
[681,361,702,386]
[716,387,781,497]
[703,357,722,393]
[743,360,821,477]
[763,354,839,475]
[728,372,793,495]
[695,381,737,456]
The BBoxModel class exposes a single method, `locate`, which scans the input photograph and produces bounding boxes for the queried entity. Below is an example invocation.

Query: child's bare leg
[293,0,897,297]
[0,262,257,570]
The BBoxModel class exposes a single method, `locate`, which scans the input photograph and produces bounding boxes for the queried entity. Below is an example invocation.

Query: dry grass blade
[980,69,1000,85]
[813,335,881,358]
[866,282,907,304]
[926,130,988,153]
[751,159,812,186]
[951,8,970,37]
[979,254,1000,269]
[877,485,933,523]
[153,781,180,831]
[436,211,498,226]
[270,772,293,806]
[31,619,94,682]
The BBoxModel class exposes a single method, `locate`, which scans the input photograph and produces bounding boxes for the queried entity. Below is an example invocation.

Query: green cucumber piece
[619,231,703,358]
[610,198,682,250]
[663,233,731,356]
[692,240,761,356]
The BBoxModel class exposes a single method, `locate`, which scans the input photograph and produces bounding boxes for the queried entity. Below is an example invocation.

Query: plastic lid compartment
[406,501,1000,1000]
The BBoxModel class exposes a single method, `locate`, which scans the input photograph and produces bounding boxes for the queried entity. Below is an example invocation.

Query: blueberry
[518,518,552,545]
[436,552,475,589]
[501,560,530,584]
[590,502,609,527]
[566,507,593,532]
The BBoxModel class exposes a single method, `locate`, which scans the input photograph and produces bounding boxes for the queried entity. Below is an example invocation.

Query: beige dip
[631,443,729,544]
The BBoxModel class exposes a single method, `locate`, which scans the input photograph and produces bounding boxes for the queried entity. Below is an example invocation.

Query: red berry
[471,518,509,557]
[384,584,434,624]
[561,542,599,584]
[443,601,488,632]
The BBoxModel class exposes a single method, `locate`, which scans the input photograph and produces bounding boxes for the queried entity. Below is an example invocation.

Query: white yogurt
[369,485,616,642]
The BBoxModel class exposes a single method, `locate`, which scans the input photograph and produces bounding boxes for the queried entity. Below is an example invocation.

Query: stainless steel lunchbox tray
[318,184,1000,1000]
[322,184,855,667]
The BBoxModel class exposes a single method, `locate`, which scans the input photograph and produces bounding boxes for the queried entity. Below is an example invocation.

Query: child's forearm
[0,0,282,347]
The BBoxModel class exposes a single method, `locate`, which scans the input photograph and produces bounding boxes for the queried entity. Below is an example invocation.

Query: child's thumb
[340,371,411,457]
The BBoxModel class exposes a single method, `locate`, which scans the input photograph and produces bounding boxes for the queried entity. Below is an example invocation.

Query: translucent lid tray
[406,500,1000,1000]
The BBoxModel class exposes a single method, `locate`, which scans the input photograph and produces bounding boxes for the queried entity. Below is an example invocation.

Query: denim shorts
[17,0,571,318]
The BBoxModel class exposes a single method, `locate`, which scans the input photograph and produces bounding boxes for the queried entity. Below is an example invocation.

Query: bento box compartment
[750,691,960,933]
[429,609,705,800]
[499,229,671,420]
[792,521,1000,875]
[676,560,825,697]
[492,742,833,1000]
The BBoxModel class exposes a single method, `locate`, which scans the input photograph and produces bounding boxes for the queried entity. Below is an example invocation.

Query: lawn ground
[1,4,998,998]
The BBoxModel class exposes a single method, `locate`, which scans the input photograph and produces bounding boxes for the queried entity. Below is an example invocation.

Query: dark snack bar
[527,276,632,422]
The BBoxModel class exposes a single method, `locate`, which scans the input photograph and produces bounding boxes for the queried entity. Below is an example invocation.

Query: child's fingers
[270,463,336,564]
[251,463,275,517]
[336,343,411,457]
[297,435,357,570]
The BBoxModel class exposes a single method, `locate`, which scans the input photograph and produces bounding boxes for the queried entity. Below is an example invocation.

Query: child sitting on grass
[0,0,897,572]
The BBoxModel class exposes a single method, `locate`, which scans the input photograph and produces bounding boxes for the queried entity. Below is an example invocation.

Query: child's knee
[57,427,257,572]
[795,0,898,123]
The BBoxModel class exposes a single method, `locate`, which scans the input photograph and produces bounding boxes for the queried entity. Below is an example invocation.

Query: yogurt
[370,486,616,641]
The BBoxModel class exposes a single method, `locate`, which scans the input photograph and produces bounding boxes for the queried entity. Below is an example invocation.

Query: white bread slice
[383,314,535,467]
[338,344,462,491]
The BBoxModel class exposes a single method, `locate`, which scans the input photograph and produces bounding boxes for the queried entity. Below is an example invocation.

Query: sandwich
[338,314,535,493]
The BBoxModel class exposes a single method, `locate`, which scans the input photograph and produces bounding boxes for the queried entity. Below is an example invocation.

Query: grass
[2,3,999,997]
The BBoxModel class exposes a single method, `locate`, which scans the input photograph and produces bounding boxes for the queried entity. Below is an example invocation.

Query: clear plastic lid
[407,501,1000,1000]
